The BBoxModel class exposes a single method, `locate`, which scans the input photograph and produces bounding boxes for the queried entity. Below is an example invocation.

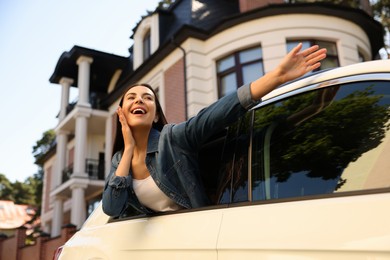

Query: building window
[358,51,366,62]
[217,46,264,97]
[143,30,151,61]
[287,40,339,70]
[154,87,160,101]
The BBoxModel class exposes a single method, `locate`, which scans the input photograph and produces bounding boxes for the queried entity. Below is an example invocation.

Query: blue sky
[0,0,161,182]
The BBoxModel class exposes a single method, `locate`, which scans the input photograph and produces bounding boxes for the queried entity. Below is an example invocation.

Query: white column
[70,183,87,228]
[51,197,64,237]
[104,114,113,178]
[73,113,89,177]
[59,77,73,121]
[76,56,93,107]
[42,221,51,234]
[55,130,69,186]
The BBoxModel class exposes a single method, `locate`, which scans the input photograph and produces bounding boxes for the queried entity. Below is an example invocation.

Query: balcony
[61,158,105,184]
[85,159,105,180]
[53,158,106,199]
[62,164,73,183]
[65,92,105,116]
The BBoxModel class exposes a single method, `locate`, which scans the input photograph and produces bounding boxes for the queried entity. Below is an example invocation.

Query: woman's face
[121,85,157,129]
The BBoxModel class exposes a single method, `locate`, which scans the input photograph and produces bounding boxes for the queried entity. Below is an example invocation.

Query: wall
[0,225,76,260]
[164,57,186,123]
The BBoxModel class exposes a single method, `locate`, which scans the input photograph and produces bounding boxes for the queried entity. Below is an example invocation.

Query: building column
[76,56,93,107]
[70,183,87,229]
[73,112,89,178]
[51,197,64,237]
[59,77,73,121]
[105,114,114,178]
[55,130,69,186]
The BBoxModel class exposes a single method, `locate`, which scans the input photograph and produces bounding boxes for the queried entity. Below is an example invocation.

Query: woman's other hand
[117,106,135,151]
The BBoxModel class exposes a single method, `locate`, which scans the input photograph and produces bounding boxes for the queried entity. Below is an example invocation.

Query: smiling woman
[101,43,327,217]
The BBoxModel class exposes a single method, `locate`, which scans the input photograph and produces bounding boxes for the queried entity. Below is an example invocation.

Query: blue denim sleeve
[237,83,261,110]
[102,151,132,217]
[171,83,260,150]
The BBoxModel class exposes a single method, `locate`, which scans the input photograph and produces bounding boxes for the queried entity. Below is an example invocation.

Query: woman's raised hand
[276,43,327,84]
[250,43,327,100]
[117,106,136,150]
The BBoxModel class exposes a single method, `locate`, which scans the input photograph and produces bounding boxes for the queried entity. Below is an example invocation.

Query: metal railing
[85,159,105,180]
[62,164,73,183]
[61,158,105,184]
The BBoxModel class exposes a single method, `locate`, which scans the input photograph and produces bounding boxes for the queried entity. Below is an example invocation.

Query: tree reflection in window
[252,81,390,201]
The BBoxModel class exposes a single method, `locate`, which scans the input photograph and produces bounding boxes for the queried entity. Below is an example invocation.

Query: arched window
[143,29,151,61]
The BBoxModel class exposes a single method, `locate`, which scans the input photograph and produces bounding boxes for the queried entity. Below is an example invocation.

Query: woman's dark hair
[112,83,168,155]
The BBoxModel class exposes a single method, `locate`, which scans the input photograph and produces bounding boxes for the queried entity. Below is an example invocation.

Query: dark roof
[157,0,239,45]
[102,1,384,107]
[49,46,129,94]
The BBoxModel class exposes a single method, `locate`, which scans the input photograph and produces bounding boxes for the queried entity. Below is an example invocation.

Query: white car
[55,59,390,259]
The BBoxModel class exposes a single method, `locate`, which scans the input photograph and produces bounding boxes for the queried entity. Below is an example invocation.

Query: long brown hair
[112,83,168,155]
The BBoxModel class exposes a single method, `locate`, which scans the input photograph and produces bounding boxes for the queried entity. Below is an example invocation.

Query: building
[0,200,36,237]
[41,0,384,237]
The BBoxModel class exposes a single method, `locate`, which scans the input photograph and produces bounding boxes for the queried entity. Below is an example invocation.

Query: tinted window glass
[251,81,390,201]
[215,114,252,204]
[199,129,229,204]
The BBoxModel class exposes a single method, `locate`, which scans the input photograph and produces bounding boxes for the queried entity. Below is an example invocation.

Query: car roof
[253,59,390,109]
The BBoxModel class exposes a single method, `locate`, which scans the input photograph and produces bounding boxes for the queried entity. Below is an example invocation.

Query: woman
[102,43,327,216]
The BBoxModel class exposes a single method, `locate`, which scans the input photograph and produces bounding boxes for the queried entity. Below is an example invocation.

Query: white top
[133,175,182,212]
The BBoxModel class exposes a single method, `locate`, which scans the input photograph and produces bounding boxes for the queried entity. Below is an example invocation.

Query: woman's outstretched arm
[250,43,327,100]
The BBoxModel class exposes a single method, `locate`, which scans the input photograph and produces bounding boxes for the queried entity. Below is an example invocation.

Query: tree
[0,173,40,206]
[30,129,55,209]
[371,0,390,57]
[158,0,176,9]
[0,173,15,201]
[291,0,390,57]
[32,129,55,164]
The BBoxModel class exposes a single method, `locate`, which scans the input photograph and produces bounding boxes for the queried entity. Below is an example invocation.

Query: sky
[0,0,161,182]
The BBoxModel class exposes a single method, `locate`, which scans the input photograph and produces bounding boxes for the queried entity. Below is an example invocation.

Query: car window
[213,114,252,204]
[251,80,390,201]
[198,128,230,204]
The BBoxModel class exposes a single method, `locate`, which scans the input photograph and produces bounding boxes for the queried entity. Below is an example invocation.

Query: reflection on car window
[251,81,390,201]
[199,128,229,204]
[215,114,252,204]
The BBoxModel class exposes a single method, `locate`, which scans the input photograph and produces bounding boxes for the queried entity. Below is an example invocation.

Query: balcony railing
[62,164,73,183]
[65,92,104,116]
[61,158,105,184]
[85,158,105,180]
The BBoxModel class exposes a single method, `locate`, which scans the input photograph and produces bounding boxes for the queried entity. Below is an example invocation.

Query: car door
[217,75,390,259]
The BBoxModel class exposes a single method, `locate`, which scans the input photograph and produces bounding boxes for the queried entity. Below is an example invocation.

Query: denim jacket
[102,84,259,216]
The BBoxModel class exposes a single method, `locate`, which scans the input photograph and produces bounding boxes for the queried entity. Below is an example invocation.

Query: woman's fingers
[300,44,320,57]
[305,48,327,64]
[117,107,135,146]
[304,48,327,72]
[117,107,127,126]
